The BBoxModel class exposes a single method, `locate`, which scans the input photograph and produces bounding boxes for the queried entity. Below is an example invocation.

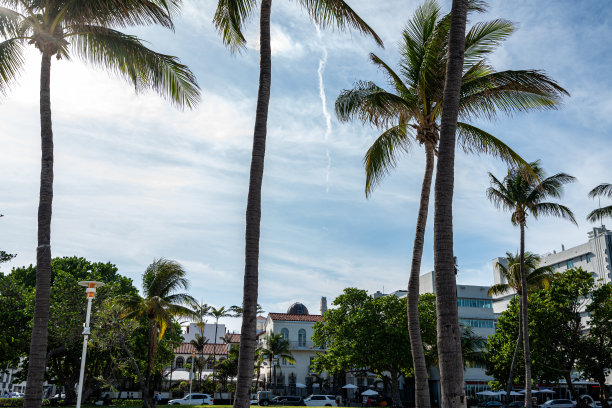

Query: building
[418,271,497,398]
[257,302,325,395]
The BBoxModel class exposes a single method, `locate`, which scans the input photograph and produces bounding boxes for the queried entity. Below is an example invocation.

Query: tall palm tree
[0,1,199,405]
[122,258,197,406]
[190,334,209,390]
[207,305,232,387]
[335,2,567,406]
[258,333,294,392]
[488,252,554,400]
[487,161,576,407]
[212,2,381,407]
[587,183,612,223]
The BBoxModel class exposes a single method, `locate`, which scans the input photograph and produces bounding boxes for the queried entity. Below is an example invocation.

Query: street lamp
[75,281,104,408]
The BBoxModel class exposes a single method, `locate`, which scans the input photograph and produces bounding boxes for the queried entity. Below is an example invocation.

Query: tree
[487,161,576,407]
[488,252,554,400]
[587,183,612,223]
[190,334,209,390]
[207,306,232,387]
[577,283,612,408]
[334,3,566,405]
[258,333,295,392]
[0,0,200,404]
[190,299,210,389]
[212,2,381,406]
[122,259,196,407]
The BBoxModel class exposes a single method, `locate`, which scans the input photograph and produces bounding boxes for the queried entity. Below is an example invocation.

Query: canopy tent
[361,390,378,396]
[342,384,358,389]
[295,383,306,388]
[519,390,539,394]
[538,389,555,394]
[510,391,523,396]
[476,391,498,396]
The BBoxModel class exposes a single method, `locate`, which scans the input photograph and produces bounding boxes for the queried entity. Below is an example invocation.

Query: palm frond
[486,173,515,212]
[70,26,200,109]
[369,53,415,104]
[463,19,514,65]
[212,0,255,53]
[587,206,612,223]
[296,0,383,47]
[335,80,414,128]
[0,6,24,37]
[531,202,577,225]
[363,124,413,197]
[459,69,569,121]
[487,283,511,297]
[456,121,527,168]
[0,38,24,94]
[588,183,612,199]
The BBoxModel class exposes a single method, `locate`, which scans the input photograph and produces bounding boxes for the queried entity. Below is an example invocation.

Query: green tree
[122,259,195,407]
[258,333,294,392]
[0,0,200,404]
[487,161,576,406]
[190,334,209,390]
[207,306,232,388]
[587,183,612,223]
[0,271,32,369]
[576,283,612,408]
[334,3,566,405]
[488,252,553,400]
[212,2,381,406]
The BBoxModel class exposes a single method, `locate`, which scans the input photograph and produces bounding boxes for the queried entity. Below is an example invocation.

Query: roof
[268,313,323,322]
[174,343,228,355]
[225,333,241,343]
[257,316,266,320]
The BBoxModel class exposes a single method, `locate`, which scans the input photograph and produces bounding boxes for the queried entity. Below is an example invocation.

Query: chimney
[320,297,327,315]
[562,244,565,251]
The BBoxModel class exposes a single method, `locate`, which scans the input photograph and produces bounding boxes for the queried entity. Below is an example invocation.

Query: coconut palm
[207,306,232,387]
[0,1,199,405]
[335,2,567,406]
[258,333,294,391]
[212,2,380,407]
[587,183,612,223]
[488,252,554,400]
[122,259,197,406]
[487,161,576,407]
[190,334,209,389]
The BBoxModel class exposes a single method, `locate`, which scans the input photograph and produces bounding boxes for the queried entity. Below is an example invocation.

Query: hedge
[0,399,50,407]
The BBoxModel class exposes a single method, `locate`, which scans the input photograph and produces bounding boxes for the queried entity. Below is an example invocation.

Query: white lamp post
[75,281,105,408]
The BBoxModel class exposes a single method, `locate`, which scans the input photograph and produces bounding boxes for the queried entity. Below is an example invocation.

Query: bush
[111,399,144,407]
[0,399,24,407]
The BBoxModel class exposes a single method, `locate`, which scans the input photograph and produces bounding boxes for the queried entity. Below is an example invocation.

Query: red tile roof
[174,343,228,355]
[268,313,323,322]
[225,333,241,343]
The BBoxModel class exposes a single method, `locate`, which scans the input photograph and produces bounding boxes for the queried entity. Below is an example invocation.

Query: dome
[287,302,309,315]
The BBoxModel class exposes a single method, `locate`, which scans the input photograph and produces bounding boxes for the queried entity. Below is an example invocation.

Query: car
[539,400,574,408]
[269,396,306,406]
[507,402,524,407]
[257,390,274,406]
[303,395,338,407]
[168,393,214,405]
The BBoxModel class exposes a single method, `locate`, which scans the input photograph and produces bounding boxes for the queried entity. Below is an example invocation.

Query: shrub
[0,398,24,407]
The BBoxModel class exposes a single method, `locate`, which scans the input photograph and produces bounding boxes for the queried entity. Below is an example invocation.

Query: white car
[539,400,574,408]
[304,395,338,407]
[168,393,214,405]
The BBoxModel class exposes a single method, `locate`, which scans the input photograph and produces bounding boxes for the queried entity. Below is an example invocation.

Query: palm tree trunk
[145,319,156,402]
[213,321,219,388]
[504,310,522,401]
[408,143,434,408]
[389,370,402,408]
[519,223,532,408]
[433,1,468,407]
[24,51,54,408]
[234,1,272,407]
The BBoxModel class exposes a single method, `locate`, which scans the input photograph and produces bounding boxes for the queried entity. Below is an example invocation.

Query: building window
[175,357,184,369]
[567,259,575,269]
[459,319,495,329]
[281,328,289,340]
[298,329,307,347]
[586,254,592,263]
[457,298,492,308]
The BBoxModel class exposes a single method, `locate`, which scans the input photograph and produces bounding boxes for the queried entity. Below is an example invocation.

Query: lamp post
[75,281,104,408]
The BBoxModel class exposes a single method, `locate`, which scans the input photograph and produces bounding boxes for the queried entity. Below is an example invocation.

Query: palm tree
[207,306,232,387]
[587,183,612,223]
[212,2,381,407]
[335,2,567,406]
[190,334,209,390]
[228,303,264,317]
[0,1,200,405]
[487,161,576,407]
[122,259,197,407]
[488,252,554,400]
[258,333,294,392]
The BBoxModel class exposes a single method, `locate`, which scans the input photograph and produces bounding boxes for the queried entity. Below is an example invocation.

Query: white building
[257,302,325,395]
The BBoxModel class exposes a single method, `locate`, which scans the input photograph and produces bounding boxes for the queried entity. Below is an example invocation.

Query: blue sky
[1,0,611,332]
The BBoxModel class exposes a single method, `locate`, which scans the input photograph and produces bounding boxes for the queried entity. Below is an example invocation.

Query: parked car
[257,390,274,406]
[269,396,305,406]
[539,400,574,408]
[303,395,338,407]
[168,393,214,405]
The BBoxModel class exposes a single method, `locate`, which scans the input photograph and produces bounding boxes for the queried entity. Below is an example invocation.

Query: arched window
[175,357,184,369]
[186,357,192,365]
[281,328,289,340]
[298,329,306,347]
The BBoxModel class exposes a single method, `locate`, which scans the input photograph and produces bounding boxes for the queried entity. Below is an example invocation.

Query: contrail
[315,24,332,192]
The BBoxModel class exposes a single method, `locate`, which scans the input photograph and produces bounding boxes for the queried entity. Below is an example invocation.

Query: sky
[1,0,611,333]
